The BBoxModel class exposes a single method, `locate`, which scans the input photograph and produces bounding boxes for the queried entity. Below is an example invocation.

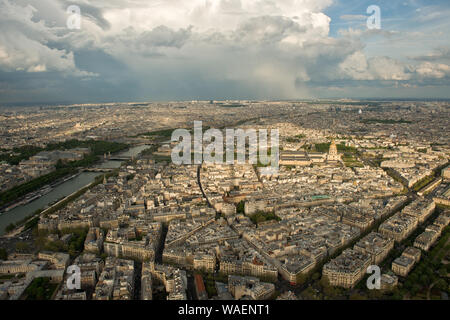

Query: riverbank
[0,172,80,215]
[0,144,150,236]
[0,140,129,210]
[1,169,119,239]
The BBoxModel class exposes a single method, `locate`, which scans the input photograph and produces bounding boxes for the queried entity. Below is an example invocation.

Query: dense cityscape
[1,0,450,314]
[0,100,448,301]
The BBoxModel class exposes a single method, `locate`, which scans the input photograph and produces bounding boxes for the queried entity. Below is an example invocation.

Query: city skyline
[0,100,448,302]
[1,0,449,309]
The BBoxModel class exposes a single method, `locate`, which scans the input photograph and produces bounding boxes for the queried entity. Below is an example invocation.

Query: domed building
[327,140,341,162]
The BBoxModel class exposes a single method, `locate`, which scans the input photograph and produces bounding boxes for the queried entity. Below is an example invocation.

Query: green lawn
[24,277,58,300]
[249,211,281,226]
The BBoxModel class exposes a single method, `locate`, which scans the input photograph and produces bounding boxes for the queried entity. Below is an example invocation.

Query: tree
[435,279,448,291]
[319,276,330,289]
[5,223,15,233]
[323,284,338,297]
[368,288,383,299]
[410,284,421,296]
[296,274,308,285]
[36,287,45,300]
[390,289,403,300]
[409,273,419,283]
[419,274,429,286]
[236,201,245,214]
[301,287,316,300]
[0,248,7,260]
[16,241,29,252]
[349,293,366,300]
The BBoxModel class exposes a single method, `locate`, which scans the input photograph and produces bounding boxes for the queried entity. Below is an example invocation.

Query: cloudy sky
[1,0,449,103]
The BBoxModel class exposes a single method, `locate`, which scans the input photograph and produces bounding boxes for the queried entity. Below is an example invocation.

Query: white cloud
[1,0,450,101]
[339,52,412,81]
[0,0,96,77]
[415,62,450,79]
[67,0,341,97]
